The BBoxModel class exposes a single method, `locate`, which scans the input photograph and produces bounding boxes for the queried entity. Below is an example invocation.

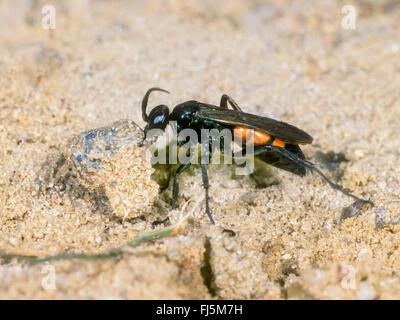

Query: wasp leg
[223,229,236,236]
[201,164,215,224]
[151,163,190,228]
[171,163,191,209]
[236,145,373,205]
[151,217,170,228]
[220,94,243,112]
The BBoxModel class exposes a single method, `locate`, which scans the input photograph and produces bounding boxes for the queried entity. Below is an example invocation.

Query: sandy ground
[0,0,400,299]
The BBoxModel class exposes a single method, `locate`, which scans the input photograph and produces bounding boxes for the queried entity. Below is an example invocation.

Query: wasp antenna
[141,87,170,122]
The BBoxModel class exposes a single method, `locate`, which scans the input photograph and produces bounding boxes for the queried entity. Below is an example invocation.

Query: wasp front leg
[171,163,191,209]
[151,162,191,228]
[201,164,215,224]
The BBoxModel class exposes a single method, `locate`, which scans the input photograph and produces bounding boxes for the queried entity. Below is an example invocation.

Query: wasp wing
[197,107,313,145]
[256,144,307,176]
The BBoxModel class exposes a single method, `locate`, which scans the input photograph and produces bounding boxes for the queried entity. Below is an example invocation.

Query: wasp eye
[153,114,165,125]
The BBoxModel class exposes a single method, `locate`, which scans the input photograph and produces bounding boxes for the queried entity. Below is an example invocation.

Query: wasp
[139,87,373,224]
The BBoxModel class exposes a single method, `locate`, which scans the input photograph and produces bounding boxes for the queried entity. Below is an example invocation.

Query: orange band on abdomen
[233,126,285,147]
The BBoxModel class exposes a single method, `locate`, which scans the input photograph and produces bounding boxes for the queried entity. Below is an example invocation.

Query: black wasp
[139,87,373,225]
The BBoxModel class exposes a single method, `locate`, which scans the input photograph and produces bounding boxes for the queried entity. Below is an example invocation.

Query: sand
[0,0,399,299]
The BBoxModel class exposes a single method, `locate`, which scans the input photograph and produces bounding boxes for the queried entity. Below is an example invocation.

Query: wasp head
[139,87,170,146]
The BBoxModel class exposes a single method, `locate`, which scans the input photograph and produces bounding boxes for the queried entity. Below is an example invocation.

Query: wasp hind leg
[247,145,373,205]
[220,94,243,112]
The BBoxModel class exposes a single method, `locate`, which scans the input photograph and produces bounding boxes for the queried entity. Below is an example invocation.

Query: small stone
[9,237,19,246]
[357,248,372,262]
[356,282,376,300]
[354,149,365,159]
[65,119,159,219]
[340,200,370,222]
[301,221,312,233]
